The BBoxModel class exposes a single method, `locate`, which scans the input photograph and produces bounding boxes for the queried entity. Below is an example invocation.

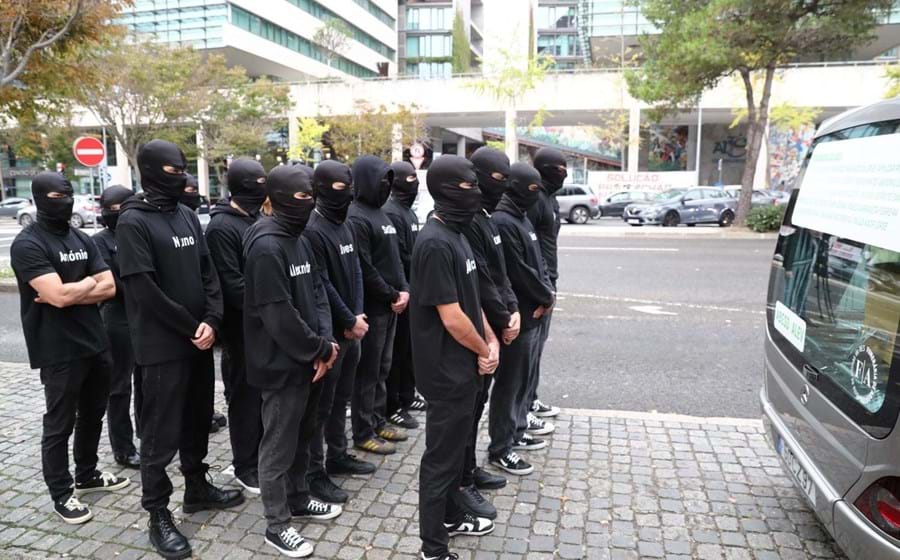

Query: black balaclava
[138,139,188,211]
[227,158,267,215]
[470,147,510,212]
[505,162,543,213]
[427,155,481,230]
[99,185,133,232]
[313,160,354,223]
[352,155,393,209]
[180,173,201,211]
[294,163,315,183]
[390,161,419,209]
[532,147,567,195]
[32,171,74,234]
[266,164,315,236]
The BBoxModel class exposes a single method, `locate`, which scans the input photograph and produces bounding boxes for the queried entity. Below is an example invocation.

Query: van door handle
[803,363,820,382]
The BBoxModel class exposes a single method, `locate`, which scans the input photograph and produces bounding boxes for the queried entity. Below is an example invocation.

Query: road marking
[629,305,678,316]
[559,291,765,315]
[559,246,679,252]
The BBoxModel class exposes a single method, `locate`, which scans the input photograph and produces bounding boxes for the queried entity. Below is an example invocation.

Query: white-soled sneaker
[291,498,342,521]
[444,512,495,537]
[265,526,313,557]
[54,495,93,524]
[513,432,547,451]
[74,471,130,496]
[531,399,560,418]
[489,451,534,476]
[526,413,555,436]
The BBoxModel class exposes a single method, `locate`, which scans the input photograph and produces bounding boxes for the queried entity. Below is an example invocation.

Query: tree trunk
[734,66,775,228]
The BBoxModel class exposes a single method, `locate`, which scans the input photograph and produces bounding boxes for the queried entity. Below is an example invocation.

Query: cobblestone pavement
[0,362,846,559]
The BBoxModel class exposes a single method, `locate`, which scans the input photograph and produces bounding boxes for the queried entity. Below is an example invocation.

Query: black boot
[182,473,245,514]
[148,508,191,560]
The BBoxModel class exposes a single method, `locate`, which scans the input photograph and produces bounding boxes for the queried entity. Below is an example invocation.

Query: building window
[351,0,396,28]
[407,61,452,79]
[537,4,576,30]
[286,0,395,59]
[406,34,451,58]
[537,33,579,57]
[406,6,452,31]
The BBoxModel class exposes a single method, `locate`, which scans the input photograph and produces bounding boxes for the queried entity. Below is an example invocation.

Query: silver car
[760,98,900,559]
[556,184,600,224]
[17,194,99,228]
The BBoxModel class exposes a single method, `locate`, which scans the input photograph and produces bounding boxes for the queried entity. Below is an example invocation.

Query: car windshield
[653,189,685,201]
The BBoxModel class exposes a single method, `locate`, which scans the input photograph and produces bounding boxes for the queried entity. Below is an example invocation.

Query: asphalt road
[0,229,775,418]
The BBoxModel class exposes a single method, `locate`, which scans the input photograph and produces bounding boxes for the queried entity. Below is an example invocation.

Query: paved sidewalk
[0,362,844,559]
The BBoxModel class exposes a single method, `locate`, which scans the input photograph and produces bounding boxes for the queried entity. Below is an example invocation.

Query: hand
[312,359,329,383]
[502,312,521,345]
[350,314,369,339]
[478,340,500,375]
[34,295,47,304]
[532,306,547,320]
[391,291,410,314]
[192,322,216,350]
[325,342,340,369]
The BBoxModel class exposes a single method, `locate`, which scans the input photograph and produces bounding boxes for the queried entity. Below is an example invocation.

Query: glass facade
[405,34,451,58]
[406,6,453,31]
[119,0,228,49]
[351,0,396,28]
[537,4,577,30]
[285,0,395,59]
[406,61,452,79]
[579,0,656,37]
[538,33,579,57]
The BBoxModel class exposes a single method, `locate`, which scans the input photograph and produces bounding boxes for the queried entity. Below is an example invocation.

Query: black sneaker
[457,485,497,519]
[74,471,130,496]
[54,495,92,524]
[308,474,349,504]
[513,432,547,451]
[409,397,428,412]
[444,512,495,537]
[265,526,313,558]
[388,409,419,430]
[291,498,342,520]
[473,468,506,490]
[183,473,245,514]
[235,471,261,496]
[526,413,555,436]
[531,399,560,418]
[327,453,377,476]
[148,508,191,560]
[490,451,534,476]
[420,553,458,560]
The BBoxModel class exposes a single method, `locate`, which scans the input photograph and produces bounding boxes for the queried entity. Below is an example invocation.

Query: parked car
[597,190,652,218]
[767,189,792,204]
[18,194,99,228]
[0,197,30,219]
[724,187,779,206]
[622,187,736,227]
[760,97,900,560]
[556,184,599,224]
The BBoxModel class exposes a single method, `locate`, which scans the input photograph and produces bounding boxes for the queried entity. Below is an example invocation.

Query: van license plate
[627,219,640,224]
[777,436,816,507]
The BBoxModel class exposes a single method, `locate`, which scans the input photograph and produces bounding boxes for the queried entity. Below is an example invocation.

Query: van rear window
[768,128,900,438]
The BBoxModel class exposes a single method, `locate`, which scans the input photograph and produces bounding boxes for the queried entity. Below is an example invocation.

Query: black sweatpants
[385,310,416,415]
[104,321,138,458]
[352,311,396,444]
[139,351,214,512]
[259,378,323,533]
[462,374,493,487]
[420,391,477,557]
[221,313,261,479]
[528,310,553,405]
[40,353,111,503]
[309,338,361,476]
[488,326,540,460]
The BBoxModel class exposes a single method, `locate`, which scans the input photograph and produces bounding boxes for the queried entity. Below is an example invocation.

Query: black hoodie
[206,199,256,312]
[527,148,566,289]
[242,216,333,389]
[115,193,223,365]
[346,156,407,315]
[383,162,420,278]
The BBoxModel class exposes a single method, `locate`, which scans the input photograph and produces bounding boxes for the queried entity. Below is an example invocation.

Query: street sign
[72,136,105,167]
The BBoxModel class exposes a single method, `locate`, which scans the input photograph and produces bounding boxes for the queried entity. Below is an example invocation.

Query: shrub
[746,205,786,232]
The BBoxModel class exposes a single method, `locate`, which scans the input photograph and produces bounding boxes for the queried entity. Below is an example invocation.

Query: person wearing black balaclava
[179,173,202,211]
[205,158,268,495]
[346,155,409,456]
[10,171,129,525]
[410,155,499,560]
[303,160,375,505]
[244,164,342,558]
[525,147,566,430]
[93,184,141,471]
[488,163,555,478]
[383,160,424,431]
[116,139,242,559]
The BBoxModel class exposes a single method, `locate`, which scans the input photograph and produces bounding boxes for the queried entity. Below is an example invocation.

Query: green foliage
[451,9,471,74]
[485,139,506,151]
[313,18,352,69]
[321,101,427,162]
[289,117,330,163]
[885,64,900,98]
[469,48,553,107]
[746,204,786,232]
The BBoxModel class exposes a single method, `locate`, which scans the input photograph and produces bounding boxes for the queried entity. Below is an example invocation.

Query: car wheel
[568,206,590,225]
[70,214,85,229]
[662,211,680,227]
[18,214,33,226]
[718,210,735,227]
[596,208,603,218]
[628,223,642,227]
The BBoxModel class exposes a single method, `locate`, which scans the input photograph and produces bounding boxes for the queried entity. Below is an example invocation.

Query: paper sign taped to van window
[774,301,806,352]
[792,133,900,252]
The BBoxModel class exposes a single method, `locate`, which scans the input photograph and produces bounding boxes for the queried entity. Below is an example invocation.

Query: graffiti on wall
[768,124,815,191]
[648,125,689,171]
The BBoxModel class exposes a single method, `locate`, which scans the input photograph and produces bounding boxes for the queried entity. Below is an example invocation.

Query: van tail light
[854,477,900,537]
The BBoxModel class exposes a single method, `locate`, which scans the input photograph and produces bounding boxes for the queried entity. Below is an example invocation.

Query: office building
[397,0,483,78]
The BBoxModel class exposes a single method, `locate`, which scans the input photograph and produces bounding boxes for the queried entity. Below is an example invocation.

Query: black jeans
[461,374,493,487]
[352,311,396,444]
[259,378,323,533]
[221,312,261,479]
[139,352,214,512]
[309,338,361,476]
[40,353,111,503]
[488,326,539,460]
[104,320,138,457]
[420,391,477,557]
[385,310,416,415]
[528,310,553,405]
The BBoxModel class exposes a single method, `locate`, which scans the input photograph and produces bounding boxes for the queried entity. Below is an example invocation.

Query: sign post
[72,136,106,232]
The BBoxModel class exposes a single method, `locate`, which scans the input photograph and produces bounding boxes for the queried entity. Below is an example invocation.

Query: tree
[627,0,891,227]
[288,117,330,163]
[313,18,351,71]
[0,112,80,175]
[321,101,428,162]
[451,9,472,74]
[884,64,900,98]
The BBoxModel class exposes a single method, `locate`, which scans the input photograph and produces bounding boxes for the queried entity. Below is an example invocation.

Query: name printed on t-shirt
[466,258,477,275]
[289,262,311,277]
[340,243,354,255]
[172,235,196,249]
[492,235,502,246]
[59,248,89,263]
[529,232,538,241]
[381,224,397,235]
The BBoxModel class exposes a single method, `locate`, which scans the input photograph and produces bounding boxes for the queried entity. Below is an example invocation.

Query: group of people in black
[11,137,567,560]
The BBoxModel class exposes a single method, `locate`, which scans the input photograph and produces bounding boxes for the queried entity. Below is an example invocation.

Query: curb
[560,407,762,427]
[559,228,777,240]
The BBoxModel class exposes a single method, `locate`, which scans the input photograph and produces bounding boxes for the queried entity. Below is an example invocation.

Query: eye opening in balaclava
[390,160,419,209]
[426,155,481,230]
[99,184,133,232]
[138,140,188,209]
[32,171,75,233]
[267,164,316,235]
[313,160,354,223]
[469,146,510,213]
[227,157,268,215]
[532,147,567,195]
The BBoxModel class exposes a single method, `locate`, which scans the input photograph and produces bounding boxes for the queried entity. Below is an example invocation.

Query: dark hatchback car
[622,187,737,227]
[597,190,651,217]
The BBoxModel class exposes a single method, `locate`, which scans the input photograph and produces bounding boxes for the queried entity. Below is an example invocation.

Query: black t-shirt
[347,202,408,316]
[92,228,127,326]
[205,206,255,313]
[527,189,561,287]
[463,210,518,333]
[409,219,483,400]
[11,224,109,368]
[383,198,419,277]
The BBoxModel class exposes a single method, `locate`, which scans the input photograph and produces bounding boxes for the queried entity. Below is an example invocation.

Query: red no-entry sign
[72,136,105,167]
